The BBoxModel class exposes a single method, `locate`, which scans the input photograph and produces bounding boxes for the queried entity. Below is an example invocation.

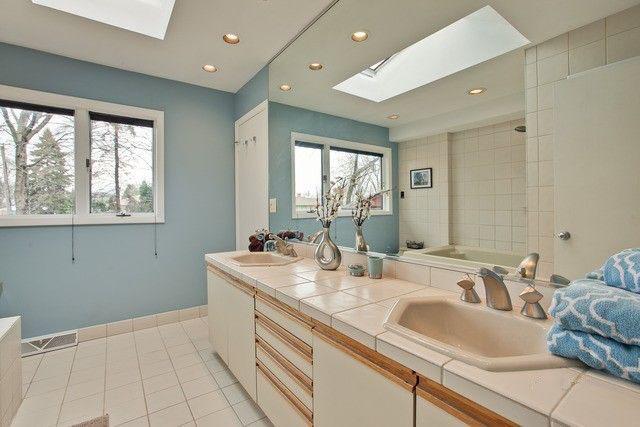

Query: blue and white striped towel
[602,248,640,293]
[549,279,640,345]
[548,324,640,384]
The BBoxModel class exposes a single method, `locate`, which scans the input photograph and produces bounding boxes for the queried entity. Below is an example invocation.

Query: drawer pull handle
[256,336,313,393]
[255,312,313,360]
[257,361,313,424]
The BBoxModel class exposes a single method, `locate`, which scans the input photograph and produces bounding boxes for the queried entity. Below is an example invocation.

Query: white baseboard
[76,305,208,342]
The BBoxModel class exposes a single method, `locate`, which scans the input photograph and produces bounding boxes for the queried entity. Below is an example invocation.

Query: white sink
[384,296,578,371]
[229,252,301,267]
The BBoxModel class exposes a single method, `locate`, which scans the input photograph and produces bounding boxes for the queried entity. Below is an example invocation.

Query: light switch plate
[269,198,277,213]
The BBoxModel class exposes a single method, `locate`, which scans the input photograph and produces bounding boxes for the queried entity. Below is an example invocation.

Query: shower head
[514,125,526,133]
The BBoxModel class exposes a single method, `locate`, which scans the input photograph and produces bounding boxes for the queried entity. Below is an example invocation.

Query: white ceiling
[268,0,640,141]
[0,0,335,93]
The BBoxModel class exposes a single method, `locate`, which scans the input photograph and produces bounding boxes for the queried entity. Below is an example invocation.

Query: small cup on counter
[348,264,365,277]
[367,256,383,279]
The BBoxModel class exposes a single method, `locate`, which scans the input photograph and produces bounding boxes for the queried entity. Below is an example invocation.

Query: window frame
[290,132,393,219]
[0,84,164,227]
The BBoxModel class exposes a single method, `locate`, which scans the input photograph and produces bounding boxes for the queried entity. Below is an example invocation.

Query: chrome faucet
[307,230,323,244]
[269,234,298,257]
[477,268,513,311]
[516,253,540,280]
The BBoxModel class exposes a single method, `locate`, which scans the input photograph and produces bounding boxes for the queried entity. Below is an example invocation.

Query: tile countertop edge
[204,251,640,426]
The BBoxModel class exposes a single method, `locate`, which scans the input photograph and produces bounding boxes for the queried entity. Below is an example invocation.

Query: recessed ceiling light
[280,84,292,91]
[309,63,323,71]
[202,64,218,73]
[223,33,240,44]
[467,87,486,95]
[351,31,368,42]
[387,114,399,120]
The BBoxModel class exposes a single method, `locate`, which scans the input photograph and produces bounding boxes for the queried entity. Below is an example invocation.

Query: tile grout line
[180,317,238,424]
[132,327,152,425]
[157,321,197,425]
[55,347,78,426]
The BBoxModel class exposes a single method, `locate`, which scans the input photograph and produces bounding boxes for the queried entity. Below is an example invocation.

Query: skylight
[32,0,176,40]
[334,6,530,102]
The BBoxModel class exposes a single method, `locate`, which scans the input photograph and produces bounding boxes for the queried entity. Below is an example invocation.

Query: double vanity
[205,246,639,426]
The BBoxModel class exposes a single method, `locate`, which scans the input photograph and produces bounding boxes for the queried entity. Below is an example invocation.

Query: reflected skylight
[334,6,530,102]
[32,0,176,39]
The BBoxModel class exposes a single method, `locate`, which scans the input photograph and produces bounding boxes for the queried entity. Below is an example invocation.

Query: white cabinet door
[313,335,413,427]
[227,284,257,400]
[208,271,229,363]
[416,394,467,427]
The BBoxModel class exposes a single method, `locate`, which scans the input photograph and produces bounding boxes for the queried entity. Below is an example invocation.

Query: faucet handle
[519,285,547,319]
[457,275,481,304]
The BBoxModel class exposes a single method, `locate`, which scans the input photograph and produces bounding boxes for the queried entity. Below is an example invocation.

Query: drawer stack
[254,294,314,426]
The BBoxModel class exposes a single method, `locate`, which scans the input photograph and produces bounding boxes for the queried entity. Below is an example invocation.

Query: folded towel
[602,248,640,293]
[547,324,640,384]
[549,279,640,345]
[585,269,604,281]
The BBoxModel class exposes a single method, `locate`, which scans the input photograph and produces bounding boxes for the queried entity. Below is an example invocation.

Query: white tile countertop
[205,250,640,426]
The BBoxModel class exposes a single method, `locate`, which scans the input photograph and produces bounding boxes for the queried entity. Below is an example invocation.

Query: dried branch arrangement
[310,176,349,227]
[351,189,389,226]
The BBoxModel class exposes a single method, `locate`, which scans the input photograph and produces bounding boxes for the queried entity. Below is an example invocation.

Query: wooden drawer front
[256,339,313,411]
[257,362,312,427]
[256,298,313,345]
[255,321,313,378]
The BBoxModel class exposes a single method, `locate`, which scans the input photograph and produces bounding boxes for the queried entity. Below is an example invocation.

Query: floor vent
[22,330,78,356]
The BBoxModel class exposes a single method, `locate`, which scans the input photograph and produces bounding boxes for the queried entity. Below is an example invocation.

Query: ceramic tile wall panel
[398,133,450,248]
[449,120,526,254]
[524,3,640,279]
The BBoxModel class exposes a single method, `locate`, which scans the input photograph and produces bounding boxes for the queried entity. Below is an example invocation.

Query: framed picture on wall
[410,168,432,189]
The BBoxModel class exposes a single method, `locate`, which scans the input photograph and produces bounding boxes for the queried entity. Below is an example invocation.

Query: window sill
[0,214,165,227]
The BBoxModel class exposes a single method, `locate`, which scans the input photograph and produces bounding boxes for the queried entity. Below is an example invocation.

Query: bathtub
[401,245,523,273]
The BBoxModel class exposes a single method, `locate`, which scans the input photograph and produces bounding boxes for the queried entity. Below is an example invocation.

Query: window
[89,113,154,214]
[0,85,164,227]
[0,100,75,216]
[333,6,529,102]
[330,147,383,210]
[291,132,392,219]
[293,142,323,215]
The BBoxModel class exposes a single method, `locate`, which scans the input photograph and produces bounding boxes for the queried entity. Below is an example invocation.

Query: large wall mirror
[265,0,640,284]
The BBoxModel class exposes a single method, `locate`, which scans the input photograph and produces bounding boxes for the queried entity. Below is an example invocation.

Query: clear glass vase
[314,227,342,270]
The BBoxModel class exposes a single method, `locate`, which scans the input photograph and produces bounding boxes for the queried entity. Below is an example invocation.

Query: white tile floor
[15,317,272,427]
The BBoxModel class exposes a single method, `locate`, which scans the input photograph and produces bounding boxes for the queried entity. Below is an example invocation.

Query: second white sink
[384,296,578,371]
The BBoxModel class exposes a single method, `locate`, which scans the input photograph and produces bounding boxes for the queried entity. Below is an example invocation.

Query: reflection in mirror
[267,0,640,282]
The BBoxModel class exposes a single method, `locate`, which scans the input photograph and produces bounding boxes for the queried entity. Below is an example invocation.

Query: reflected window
[293,141,323,215]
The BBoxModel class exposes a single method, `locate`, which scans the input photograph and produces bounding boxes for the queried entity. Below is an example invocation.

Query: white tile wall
[524,3,640,279]
[0,317,21,427]
[398,133,450,248]
[449,120,526,254]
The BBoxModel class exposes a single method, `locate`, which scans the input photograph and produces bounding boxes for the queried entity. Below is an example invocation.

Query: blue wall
[0,43,236,338]
[268,102,399,253]
[234,66,269,120]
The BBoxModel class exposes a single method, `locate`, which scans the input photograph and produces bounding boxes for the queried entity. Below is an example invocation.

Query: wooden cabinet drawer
[257,362,312,427]
[256,296,313,345]
[255,319,313,378]
[256,338,313,411]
